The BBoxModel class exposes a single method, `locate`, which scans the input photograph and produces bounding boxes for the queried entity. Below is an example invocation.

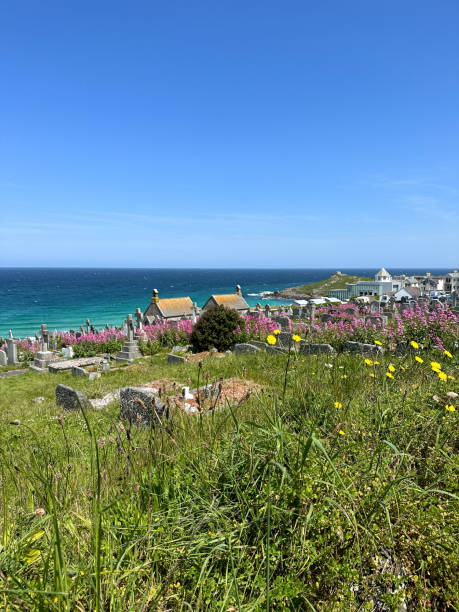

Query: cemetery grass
[0,350,458,610]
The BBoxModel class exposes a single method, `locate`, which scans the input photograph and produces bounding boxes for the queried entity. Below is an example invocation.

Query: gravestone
[0,350,7,366]
[56,384,91,412]
[299,343,335,355]
[135,308,143,335]
[6,338,20,366]
[248,340,268,350]
[116,314,142,362]
[72,366,88,377]
[30,324,54,371]
[167,353,187,364]
[234,343,260,354]
[321,314,332,323]
[120,387,168,426]
[86,319,90,333]
[343,341,383,355]
[276,331,293,348]
[370,301,380,314]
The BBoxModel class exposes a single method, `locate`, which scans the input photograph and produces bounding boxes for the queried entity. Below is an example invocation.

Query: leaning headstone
[62,346,74,358]
[266,345,288,354]
[248,340,268,350]
[55,384,91,412]
[167,353,187,364]
[234,343,260,354]
[120,387,168,426]
[72,366,88,377]
[88,372,101,380]
[0,350,7,366]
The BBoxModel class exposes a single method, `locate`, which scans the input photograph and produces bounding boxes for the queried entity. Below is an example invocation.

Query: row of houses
[328,268,459,301]
[143,285,250,323]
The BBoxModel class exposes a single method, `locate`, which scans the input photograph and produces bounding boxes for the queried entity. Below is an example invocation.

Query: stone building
[143,289,197,323]
[202,285,250,314]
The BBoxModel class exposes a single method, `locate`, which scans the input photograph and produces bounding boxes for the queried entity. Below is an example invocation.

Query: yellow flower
[445,404,455,412]
[338,430,345,435]
[292,334,301,343]
[374,340,382,346]
[430,362,441,370]
[386,372,394,379]
[334,401,342,409]
[415,356,423,364]
[370,373,375,378]
[388,364,395,372]
[444,350,452,358]
[400,365,405,371]
[341,374,347,379]
[410,340,419,349]
[438,371,447,382]
[273,329,281,335]
[364,358,373,366]
[267,335,276,345]
[448,375,456,380]
[80,571,85,576]
[374,361,380,365]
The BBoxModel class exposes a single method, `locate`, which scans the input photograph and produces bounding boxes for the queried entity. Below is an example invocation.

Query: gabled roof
[205,293,249,310]
[145,296,194,319]
[397,286,421,297]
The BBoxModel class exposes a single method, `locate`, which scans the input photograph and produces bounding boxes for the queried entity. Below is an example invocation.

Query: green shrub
[189,305,246,352]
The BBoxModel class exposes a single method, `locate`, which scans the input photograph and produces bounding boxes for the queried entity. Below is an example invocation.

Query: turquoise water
[0,268,451,337]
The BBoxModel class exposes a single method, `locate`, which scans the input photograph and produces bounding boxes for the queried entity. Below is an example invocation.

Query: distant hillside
[272,272,372,299]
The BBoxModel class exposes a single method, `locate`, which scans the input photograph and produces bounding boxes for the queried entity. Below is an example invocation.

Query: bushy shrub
[189,305,246,352]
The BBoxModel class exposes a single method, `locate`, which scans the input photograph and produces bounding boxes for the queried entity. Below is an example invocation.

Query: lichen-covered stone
[56,384,91,412]
[167,353,187,364]
[234,343,260,354]
[299,343,336,355]
[343,341,383,355]
[120,387,168,426]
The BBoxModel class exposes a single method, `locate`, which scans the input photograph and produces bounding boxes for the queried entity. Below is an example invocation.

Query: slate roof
[399,286,422,298]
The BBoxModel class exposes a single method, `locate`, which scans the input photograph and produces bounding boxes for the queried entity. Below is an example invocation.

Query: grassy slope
[0,350,458,610]
[281,273,372,296]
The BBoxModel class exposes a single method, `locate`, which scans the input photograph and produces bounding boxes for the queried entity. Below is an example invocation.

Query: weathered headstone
[167,353,187,364]
[120,387,168,426]
[299,343,335,355]
[343,341,383,355]
[234,343,260,354]
[0,350,7,366]
[56,384,91,411]
[72,366,88,377]
[6,338,19,366]
[30,325,54,371]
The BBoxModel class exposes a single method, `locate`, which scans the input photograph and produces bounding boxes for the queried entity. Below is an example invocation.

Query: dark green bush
[190,305,246,352]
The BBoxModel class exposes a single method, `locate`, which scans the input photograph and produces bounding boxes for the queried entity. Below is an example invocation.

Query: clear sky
[1,0,458,268]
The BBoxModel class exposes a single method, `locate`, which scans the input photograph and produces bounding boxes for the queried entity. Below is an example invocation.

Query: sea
[0,268,452,338]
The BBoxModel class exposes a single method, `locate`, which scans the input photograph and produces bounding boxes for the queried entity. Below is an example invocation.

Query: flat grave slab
[48,357,104,373]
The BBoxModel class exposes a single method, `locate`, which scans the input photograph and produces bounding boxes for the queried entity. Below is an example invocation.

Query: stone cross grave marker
[41,324,49,351]
[126,314,134,341]
[135,308,143,332]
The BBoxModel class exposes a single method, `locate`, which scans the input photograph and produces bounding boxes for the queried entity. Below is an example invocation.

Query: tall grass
[0,350,457,609]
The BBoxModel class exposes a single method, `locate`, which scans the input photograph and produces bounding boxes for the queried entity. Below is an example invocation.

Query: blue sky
[1,0,458,267]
